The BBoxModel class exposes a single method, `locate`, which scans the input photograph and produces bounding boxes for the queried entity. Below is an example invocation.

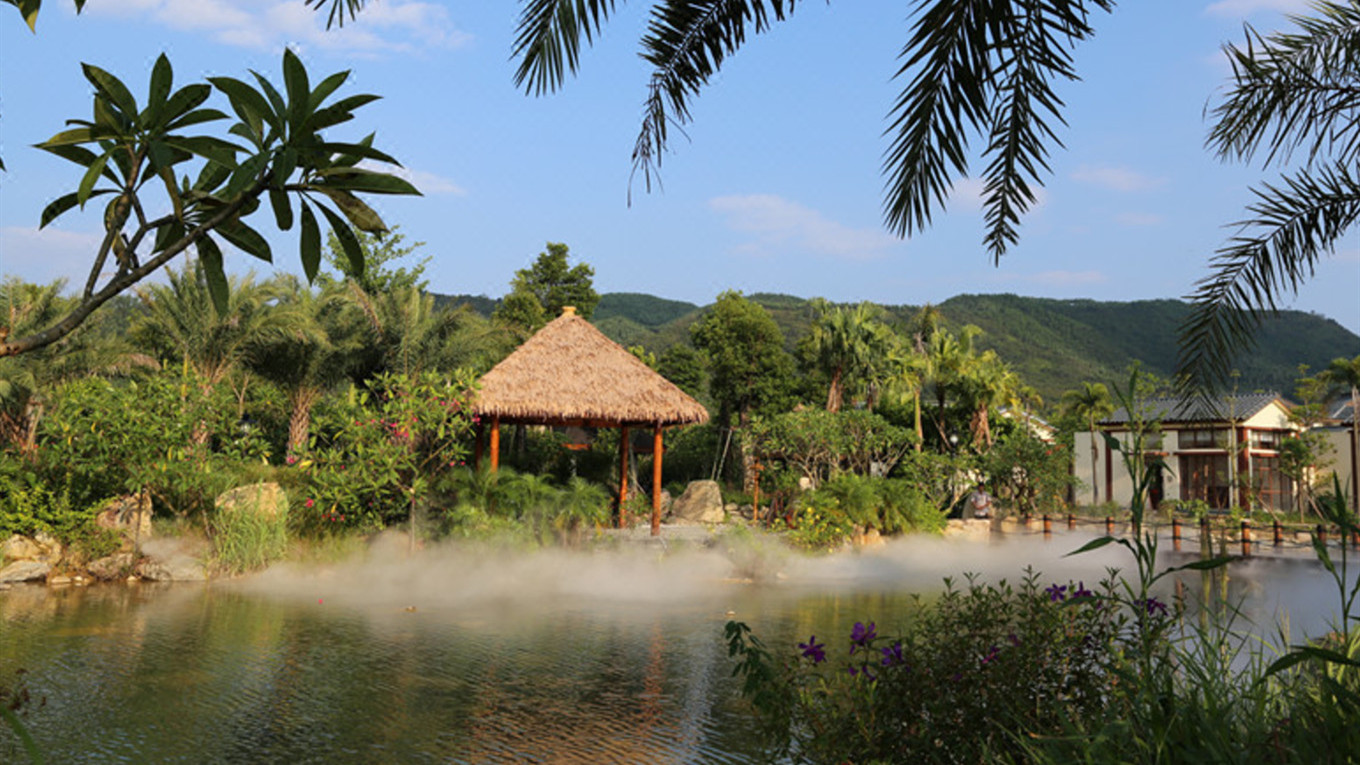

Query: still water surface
[2,531,1352,763]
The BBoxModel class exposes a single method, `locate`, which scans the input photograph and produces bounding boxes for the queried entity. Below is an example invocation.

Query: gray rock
[88,552,138,581]
[0,561,51,583]
[669,480,726,525]
[136,554,207,582]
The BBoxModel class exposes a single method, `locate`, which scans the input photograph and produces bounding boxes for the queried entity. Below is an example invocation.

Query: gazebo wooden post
[651,425,664,536]
[619,425,630,528]
[489,416,501,472]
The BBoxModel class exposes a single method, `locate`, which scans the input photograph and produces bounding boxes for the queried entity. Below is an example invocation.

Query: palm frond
[305,0,368,29]
[513,0,624,96]
[884,0,1111,262]
[1178,161,1360,394]
[1207,0,1360,168]
[632,0,795,196]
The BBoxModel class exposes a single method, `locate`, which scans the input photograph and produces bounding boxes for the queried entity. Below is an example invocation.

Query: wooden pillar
[651,426,664,537]
[618,425,630,529]
[489,416,501,472]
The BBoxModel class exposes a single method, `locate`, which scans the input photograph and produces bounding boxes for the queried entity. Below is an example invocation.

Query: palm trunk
[288,387,319,456]
[826,368,843,413]
[913,389,923,452]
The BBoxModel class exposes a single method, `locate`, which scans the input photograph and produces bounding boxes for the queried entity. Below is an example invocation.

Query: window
[1177,428,1223,449]
[1250,430,1281,450]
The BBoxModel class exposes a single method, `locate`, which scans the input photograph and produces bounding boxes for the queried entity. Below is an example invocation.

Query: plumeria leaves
[8,47,417,356]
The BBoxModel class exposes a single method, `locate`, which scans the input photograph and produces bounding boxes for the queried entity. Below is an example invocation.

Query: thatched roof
[471,308,709,427]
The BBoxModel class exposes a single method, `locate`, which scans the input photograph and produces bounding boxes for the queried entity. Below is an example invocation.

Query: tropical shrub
[301,371,475,533]
[37,372,249,517]
[0,470,120,561]
[980,431,1074,516]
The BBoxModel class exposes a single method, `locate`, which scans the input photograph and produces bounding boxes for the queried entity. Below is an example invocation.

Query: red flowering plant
[299,371,475,534]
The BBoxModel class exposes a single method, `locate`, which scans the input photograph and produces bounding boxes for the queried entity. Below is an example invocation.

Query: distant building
[1318,398,1359,509]
[1074,393,1299,512]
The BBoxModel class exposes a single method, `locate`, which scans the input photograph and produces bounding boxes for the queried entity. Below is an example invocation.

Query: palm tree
[1181,2,1359,393]
[347,283,511,379]
[247,277,363,456]
[960,352,1021,450]
[1320,355,1360,512]
[922,325,983,451]
[131,261,279,389]
[1,278,154,455]
[1060,382,1115,507]
[809,301,893,413]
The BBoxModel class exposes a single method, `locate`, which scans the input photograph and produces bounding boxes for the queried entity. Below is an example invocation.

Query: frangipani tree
[0,49,418,356]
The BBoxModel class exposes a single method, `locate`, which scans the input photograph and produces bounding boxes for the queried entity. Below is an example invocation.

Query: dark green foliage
[593,293,698,327]
[0,467,120,561]
[493,242,600,334]
[691,291,796,427]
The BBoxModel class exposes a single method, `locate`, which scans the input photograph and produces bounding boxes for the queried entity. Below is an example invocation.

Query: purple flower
[881,641,905,667]
[1072,581,1094,599]
[1007,632,1021,647]
[982,645,1001,665]
[799,636,827,664]
[851,621,877,644]
[849,665,877,682]
[1045,583,1067,602]
[1137,597,1169,618]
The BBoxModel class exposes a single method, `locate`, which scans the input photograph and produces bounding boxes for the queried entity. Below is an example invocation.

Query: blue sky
[2,0,1357,334]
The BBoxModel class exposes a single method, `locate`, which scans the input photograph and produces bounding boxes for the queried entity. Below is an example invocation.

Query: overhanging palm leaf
[1181,1,1360,394]
[887,0,1111,260]
[1180,163,1360,391]
[508,0,1111,258]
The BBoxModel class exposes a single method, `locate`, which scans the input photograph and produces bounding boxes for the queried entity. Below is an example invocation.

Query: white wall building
[1074,393,1300,512]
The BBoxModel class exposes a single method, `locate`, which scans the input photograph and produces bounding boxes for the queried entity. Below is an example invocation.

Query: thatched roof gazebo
[470,306,709,535]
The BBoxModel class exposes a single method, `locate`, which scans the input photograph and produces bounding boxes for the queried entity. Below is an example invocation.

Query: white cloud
[1071,164,1164,192]
[359,161,467,196]
[1204,0,1309,19]
[708,194,899,260]
[87,0,470,54]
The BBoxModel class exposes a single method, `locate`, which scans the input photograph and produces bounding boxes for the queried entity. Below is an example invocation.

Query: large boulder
[2,534,62,564]
[88,552,138,581]
[668,480,726,525]
[95,493,154,546]
[216,482,288,519]
[136,555,207,582]
[0,561,51,583]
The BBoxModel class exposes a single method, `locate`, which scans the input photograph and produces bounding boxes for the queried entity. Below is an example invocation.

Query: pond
[2,529,1354,764]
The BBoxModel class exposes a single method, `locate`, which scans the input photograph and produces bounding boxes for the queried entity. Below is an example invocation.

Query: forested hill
[432,290,1359,404]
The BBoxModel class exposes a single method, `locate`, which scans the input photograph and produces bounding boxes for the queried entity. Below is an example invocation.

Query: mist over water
[3,529,1353,763]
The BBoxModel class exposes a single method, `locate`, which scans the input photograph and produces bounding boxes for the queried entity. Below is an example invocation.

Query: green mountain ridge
[431,290,1360,405]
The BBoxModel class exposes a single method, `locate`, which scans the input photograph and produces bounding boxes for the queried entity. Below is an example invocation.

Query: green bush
[0,471,120,562]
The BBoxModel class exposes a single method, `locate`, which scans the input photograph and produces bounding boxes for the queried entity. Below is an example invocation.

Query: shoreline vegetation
[4,255,1358,762]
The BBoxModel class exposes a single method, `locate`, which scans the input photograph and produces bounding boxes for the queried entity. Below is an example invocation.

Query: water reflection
[1,531,1353,763]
